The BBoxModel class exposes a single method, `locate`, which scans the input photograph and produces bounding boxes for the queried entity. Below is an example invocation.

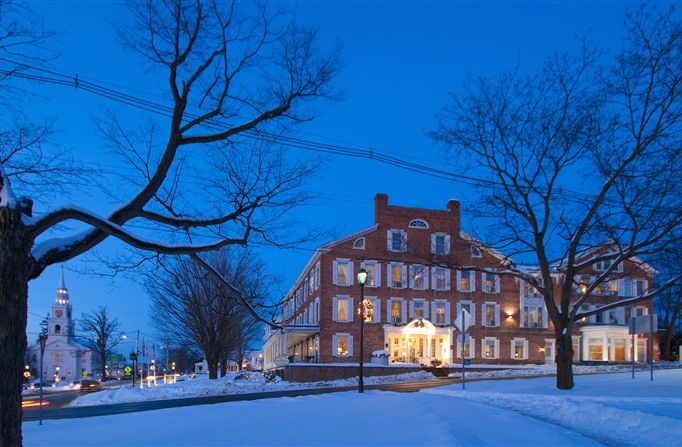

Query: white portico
[385,319,451,366]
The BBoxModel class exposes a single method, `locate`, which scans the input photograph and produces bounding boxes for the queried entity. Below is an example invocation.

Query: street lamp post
[38,334,48,426]
[357,268,368,393]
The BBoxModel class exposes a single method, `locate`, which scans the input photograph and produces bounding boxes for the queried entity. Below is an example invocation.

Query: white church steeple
[50,265,74,338]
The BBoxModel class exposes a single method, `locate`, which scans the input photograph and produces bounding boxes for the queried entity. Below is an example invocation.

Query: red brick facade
[263,194,656,370]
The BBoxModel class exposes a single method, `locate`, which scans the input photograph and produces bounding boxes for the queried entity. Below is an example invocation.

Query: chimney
[447,199,460,238]
[374,193,388,224]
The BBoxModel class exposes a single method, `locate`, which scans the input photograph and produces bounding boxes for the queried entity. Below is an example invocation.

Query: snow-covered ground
[23,367,682,446]
[67,363,671,407]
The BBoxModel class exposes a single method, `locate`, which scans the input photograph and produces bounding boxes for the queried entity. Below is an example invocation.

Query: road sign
[454,309,472,333]
[629,315,657,334]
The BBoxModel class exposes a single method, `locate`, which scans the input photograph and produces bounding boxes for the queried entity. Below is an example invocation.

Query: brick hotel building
[263,194,656,371]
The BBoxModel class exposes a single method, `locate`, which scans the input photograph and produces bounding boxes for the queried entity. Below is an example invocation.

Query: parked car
[78,379,101,392]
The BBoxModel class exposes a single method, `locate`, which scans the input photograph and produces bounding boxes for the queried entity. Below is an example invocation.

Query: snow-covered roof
[459,231,511,265]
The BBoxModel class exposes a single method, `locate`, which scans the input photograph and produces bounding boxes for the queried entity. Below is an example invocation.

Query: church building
[27,268,96,383]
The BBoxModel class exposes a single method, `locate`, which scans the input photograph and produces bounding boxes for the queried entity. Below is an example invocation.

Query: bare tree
[78,306,123,378]
[148,248,269,379]
[654,247,682,361]
[0,0,338,443]
[430,6,682,389]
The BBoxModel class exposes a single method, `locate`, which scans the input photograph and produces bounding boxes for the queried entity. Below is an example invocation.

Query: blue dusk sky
[23,1,647,348]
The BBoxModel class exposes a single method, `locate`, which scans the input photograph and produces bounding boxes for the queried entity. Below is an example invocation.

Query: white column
[602,336,608,361]
[427,335,432,363]
[404,333,410,363]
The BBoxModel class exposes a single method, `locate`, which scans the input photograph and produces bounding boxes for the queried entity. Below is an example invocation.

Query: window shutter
[409,300,415,319]
[409,265,415,289]
[494,339,500,359]
[347,262,354,287]
[445,269,451,291]
[401,300,408,323]
[481,304,487,326]
[470,337,475,358]
[495,304,500,326]
[470,303,476,326]
[401,231,407,252]
[401,265,407,288]
[456,270,462,291]
[510,340,515,360]
[423,300,429,319]
[542,305,548,328]
[386,299,393,323]
[332,297,339,321]
[387,264,393,289]
[332,334,338,356]
[423,267,429,290]
[588,305,596,323]
[373,298,381,323]
[348,298,354,322]
[375,263,382,287]
[332,260,338,285]
[523,340,529,359]
[431,302,437,321]
[471,271,477,292]
[347,335,354,357]
[387,230,392,251]
[444,235,451,254]
[445,302,451,325]
[431,234,436,254]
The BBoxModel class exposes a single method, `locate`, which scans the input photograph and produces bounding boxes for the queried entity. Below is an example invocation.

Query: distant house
[27,268,96,383]
[263,194,657,371]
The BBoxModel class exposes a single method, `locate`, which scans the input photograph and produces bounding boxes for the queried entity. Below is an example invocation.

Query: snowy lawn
[23,368,682,446]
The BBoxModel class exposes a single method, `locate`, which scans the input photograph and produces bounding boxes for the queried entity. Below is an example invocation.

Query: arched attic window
[353,237,366,249]
[408,219,429,229]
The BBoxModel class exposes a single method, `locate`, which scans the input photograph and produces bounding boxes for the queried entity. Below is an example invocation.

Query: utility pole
[166,338,169,373]
[133,330,139,388]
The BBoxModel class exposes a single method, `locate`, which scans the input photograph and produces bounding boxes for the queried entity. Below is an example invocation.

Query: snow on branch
[30,206,248,264]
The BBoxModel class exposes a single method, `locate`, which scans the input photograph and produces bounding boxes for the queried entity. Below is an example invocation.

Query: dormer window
[594,257,623,273]
[353,237,366,249]
[408,219,429,229]
[470,246,482,258]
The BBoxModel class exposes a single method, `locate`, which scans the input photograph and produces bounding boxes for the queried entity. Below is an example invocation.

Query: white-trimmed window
[633,305,648,317]
[333,259,353,286]
[332,333,353,357]
[387,298,407,324]
[410,264,429,290]
[594,257,623,273]
[521,298,547,328]
[482,337,500,359]
[363,296,381,323]
[408,219,429,229]
[361,260,381,288]
[482,272,500,293]
[457,270,476,292]
[388,262,407,289]
[313,298,320,324]
[431,267,451,291]
[511,338,528,360]
[431,233,450,255]
[456,301,475,327]
[456,335,475,359]
[482,302,500,327]
[409,299,428,319]
[387,229,407,252]
[431,300,449,326]
[634,279,647,296]
[353,237,366,249]
[332,296,353,322]
[470,246,482,258]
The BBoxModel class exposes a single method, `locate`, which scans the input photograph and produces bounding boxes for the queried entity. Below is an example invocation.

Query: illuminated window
[483,302,499,327]
[511,338,527,360]
[389,263,406,288]
[523,305,544,328]
[410,265,428,290]
[483,272,500,293]
[434,302,446,325]
[333,259,353,286]
[361,261,381,288]
[388,299,405,324]
[333,296,353,322]
[432,267,450,291]
[412,300,425,319]
[334,334,352,357]
[457,336,474,359]
[482,337,499,359]
[457,270,475,292]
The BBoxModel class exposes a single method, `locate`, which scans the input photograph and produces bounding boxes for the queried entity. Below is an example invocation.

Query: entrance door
[544,340,555,364]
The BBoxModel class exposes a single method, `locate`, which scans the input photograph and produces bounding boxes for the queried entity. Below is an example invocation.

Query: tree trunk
[100,349,107,378]
[555,330,575,390]
[206,355,218,379]
[0,203,33,447]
